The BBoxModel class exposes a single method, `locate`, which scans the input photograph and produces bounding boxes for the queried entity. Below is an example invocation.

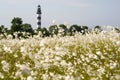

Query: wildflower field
[0,31,120,80]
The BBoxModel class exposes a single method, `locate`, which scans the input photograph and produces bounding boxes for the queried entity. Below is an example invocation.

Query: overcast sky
[0,0,120,28]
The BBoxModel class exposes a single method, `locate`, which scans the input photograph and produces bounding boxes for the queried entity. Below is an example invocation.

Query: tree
[11,17,23,32]
[41,27,50,37]
[36,27,42,32]
[58,24,68,36]
[22,23,33,33]
[113,27,120,33]
[81,26,89,34]
[94,26,102,29]
[0,25,8,38]
[68,24,82,35]
[59,24,67,30]
[94,25,102,33]
[49,25,58,36]
[0,25,8,34]
[21,23,34,38]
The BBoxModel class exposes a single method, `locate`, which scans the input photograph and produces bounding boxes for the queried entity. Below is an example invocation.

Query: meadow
[0,31,120,80]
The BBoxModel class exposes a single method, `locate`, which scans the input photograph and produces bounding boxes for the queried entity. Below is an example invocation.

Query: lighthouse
[37,5,41,28]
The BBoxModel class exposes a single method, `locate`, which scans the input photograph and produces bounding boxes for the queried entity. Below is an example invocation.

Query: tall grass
[0,31,120,80]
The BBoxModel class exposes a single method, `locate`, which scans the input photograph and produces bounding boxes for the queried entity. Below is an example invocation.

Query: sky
[0,0,120,28]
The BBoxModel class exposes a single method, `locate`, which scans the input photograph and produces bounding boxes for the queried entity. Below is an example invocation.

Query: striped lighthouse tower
[37,5,41,28]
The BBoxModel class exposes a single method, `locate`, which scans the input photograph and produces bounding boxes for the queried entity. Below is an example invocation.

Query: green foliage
[0,25,7,34]
[0,17,120,39]
[81,26,89,34]
[0,25,8,39]
[22,24,33,33]
[59,24,68,36]
[11,17,23,32]
[41,27,50,37]
[94,25,103,33]
[68,24,82,35]
[49,25,59,36]
[113,27,120,33]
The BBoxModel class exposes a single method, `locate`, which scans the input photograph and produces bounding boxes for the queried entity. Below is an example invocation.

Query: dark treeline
[0,17,120,39]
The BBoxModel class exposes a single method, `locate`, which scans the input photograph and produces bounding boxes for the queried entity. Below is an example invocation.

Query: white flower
[20,46,26,53]
[85,57,90,63]
[27,76,34,80]
[97,67,105,74]
[118,48,120,51]
[1,60,9,72]
[28,53,34,59]
[110,62,117,69]
[43,63,50,70]
[49,72,54,77]
[116,41,120,46]
[3,45,12,53]
[115,74,120,80]
[53,62,59,66]
[72,52,77,56]
[60,60,67,66]
[7,34,13,39]
[0,29,120,79]
[42,73,49,80]
[14,54,18,58]
[0,72,4,79]
[55,56,61,61]
[40,39,46,46]
[15,70,22,77]
[96,51,102,55]
[22,68,31,76]
[88,53,94,58]
[16,64,31,76]
[65,75,74,80]
[93,54,98,59]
